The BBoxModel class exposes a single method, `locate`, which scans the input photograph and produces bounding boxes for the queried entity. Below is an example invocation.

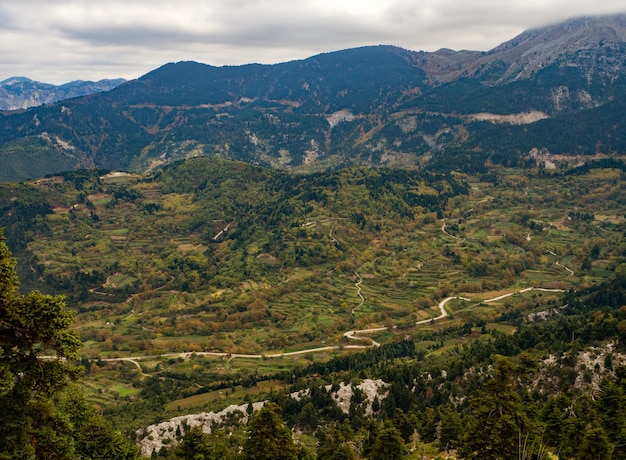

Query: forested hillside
[1,155,625,458]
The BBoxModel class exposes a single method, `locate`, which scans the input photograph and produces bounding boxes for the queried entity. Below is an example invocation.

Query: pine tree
[597,379,626,440]
[369,422,406,460]
[316,425,359,460]
[577,422,612,460]
[60,388,138,460]
[437,406,462,450]
[458,355,534,460]
[242,402,298,460]
[0,231,137,459]
[0,230,83,459]
[171,426,233,460]
[612,424,626,460]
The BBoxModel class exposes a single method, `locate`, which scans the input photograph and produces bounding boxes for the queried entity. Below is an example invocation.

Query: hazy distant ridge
[0,77,126,110]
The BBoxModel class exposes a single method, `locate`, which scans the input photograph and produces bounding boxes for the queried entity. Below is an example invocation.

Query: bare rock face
[324,378,389,416]
[137,378,390,456]
[136,401,266,457]
[532,343,626,398]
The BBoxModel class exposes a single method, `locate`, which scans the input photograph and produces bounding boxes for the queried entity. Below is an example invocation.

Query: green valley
[1,156,626,458]
[6,158,621,360]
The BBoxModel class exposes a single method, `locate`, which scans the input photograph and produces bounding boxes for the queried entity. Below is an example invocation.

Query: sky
[1,1,626,84]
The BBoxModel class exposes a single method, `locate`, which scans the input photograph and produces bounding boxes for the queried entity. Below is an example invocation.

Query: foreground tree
[458,355,535,460]
[0,230,81,458]
[577,422,613,460]
[242,403,298,460]
[0,230,136,459]
[316,424,359,460]
[369,423,406,460]
[60,388,138,460]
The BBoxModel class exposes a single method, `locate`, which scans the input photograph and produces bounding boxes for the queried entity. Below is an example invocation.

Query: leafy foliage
[1,155,626,458]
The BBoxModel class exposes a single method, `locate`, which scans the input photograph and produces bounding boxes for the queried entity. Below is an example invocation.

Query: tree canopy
[0,230,137,459]
[242,403,299,460]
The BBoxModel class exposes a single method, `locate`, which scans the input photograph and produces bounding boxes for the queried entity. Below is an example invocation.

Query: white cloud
[0,0,625,83]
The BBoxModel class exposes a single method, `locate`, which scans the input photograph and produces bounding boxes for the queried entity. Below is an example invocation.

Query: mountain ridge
[1,14,626,180]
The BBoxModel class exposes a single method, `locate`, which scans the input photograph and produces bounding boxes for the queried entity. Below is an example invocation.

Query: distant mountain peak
[0,76,34,87]
[0,77,126,111]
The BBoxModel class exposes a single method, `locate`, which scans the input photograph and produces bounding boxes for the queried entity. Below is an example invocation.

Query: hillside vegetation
[1,156,626,457]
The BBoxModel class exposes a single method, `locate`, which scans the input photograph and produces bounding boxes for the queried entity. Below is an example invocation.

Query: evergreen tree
[369,423,406,460]
[0,230,136,459]
[169,426,234,460]
[242,403,298,460]
[577,422,612,460]
[391,409,418,443]
[437,406,463,450]
[0,230,83,459]
[316,426,358,460]
[458,355,533,460]
[612,424,626,460]
[597,379,626,440]
[59,388,138,460]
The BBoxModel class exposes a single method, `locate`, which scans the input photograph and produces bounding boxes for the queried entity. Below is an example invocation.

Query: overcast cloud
[1,0,625,84]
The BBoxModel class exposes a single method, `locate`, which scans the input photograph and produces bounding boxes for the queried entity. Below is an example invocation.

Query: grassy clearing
[487,323,517,334]
[110,383,142,397]
[165,379,287,412]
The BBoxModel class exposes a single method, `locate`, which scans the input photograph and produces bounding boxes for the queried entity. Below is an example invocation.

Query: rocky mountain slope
[1,14,625,181]
[417,14,626,84]
[0,77,126,111]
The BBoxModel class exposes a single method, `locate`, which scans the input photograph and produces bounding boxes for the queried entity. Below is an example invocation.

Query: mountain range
[0,77,126,111]
[1,14,626,181]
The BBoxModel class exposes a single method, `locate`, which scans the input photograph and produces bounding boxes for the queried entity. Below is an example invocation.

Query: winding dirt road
[440,219,464,241]
[415,296,471,324]
[351,272,365,314]
[92,286,564,369]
